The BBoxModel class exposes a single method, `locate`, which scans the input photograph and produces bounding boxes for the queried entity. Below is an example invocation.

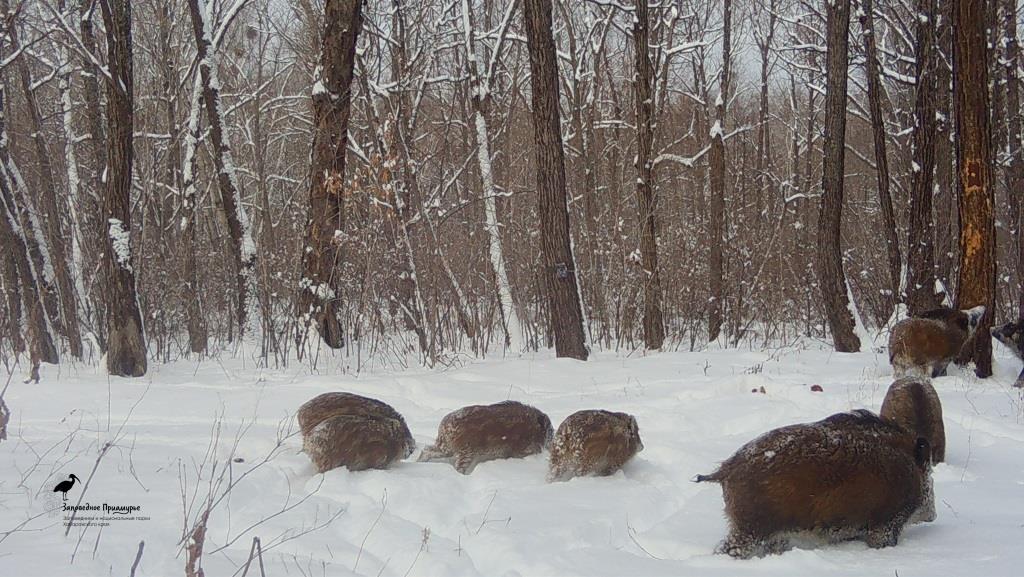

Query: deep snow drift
[2,341,1023,576]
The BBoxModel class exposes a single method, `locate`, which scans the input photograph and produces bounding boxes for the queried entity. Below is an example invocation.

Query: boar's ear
[914,437,932,468]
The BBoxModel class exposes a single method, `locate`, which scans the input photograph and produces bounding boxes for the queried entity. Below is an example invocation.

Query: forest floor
[2,338,1023,576]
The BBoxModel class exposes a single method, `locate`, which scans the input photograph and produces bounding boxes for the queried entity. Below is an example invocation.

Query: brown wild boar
[305,414,414,473]
[418,401,554,474]
[991,320,1024,388]
[547,410,643,482]
[297,392,415,473]
[888,306,985,378]
[696,410,935,559]
[880,377,946,463]
[297,392,411,437]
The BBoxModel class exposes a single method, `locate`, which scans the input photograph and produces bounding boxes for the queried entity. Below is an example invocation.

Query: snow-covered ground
[2,341,1023,576]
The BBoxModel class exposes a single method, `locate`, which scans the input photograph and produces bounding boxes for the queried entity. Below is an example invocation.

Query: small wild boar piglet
[547,410,643,482]
[297,392,415,473]
[418,401,554,474]
[697,410,935,559]
[991,320,1024,388]
[888,306,985,378]
[880,377,946,463]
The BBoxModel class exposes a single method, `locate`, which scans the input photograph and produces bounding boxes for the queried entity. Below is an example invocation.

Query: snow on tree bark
[632,0,665,350]
[299,0,364,350]
[99,0,147,377]
[186,0,256,338]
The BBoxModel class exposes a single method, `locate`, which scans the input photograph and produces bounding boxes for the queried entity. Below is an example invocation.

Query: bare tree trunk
[708,0,732,343]
[3,0,82,358]
[186,0,256,337]
[953,0,995,377]
[79,0,108,348]
[907,0,940,314]
[934,0,956,301]
[298,0,363,349]
[460,0,518,349]
[523,0,588,360]
[633,0,664,350]
[1003,0,1024,319]
[859,0,901,307]
[817,0,860,352]
[99,0,147,377]
[181,78,208,354]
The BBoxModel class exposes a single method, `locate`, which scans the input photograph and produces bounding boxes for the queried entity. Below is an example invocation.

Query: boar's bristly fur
[697,410,935,558]
[418,401,554,474]
[880,377,946,463]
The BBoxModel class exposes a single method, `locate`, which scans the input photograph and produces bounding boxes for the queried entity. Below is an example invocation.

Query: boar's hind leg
[864,510,911,549]
[715,531,788,559]
[1015,367,1024,388]
[931,363,948,378]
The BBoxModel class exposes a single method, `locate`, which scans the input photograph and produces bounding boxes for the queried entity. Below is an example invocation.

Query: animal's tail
[693,471,722,483]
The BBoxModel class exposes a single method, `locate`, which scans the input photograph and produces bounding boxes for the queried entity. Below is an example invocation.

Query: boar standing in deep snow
[547,410,643,482]
[696,410,935,559]
[297,392,415,473]
[880,377,946,463]
[888,306,985,378]
[418,401,554,474]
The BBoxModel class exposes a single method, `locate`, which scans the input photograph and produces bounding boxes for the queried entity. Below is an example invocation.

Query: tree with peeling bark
[906,0,940,315]
[299,0,363,350]
[633,0,665,350]
[186,0,257,338]
[523,0,588,361]
[953,0,995,377]
[99,0,147,377]
[816,0,860,353]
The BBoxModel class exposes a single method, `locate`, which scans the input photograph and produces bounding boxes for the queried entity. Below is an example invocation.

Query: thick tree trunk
[953,0,995,377]
[906,0,940,314]
[816,0,860,352]
[298,0,363,349]
[99,0,147,377]
[186,0,256,337]
[633,0,665,350]
[859,0,901,307]
[523,0,588,360]
[708,0,732,343]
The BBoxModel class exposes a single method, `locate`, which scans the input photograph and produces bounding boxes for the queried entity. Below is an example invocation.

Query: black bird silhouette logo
[53,474,80,501]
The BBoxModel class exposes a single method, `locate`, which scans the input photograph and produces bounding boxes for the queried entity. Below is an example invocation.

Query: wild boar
[296,392,415,473]
[888,306,985,378]
[991,319,1024,388]
[418,401,554,474]
[547,410,643,482]
[880,377,946,463]
[696,410,935,558]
